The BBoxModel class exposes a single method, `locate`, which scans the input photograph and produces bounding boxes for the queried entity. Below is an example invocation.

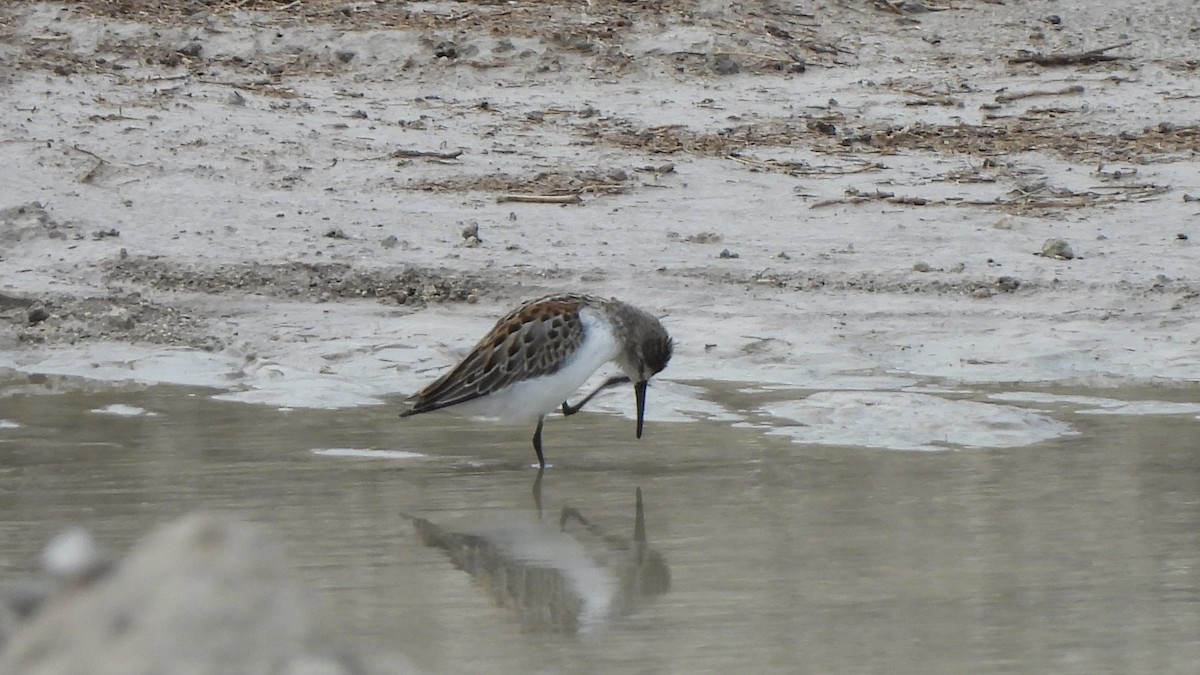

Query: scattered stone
[809,120,837,135]
[178,42,202,58]
[684,231,721,244]
[718,248,739,259]
[27,308,50,325]
[948,262,966,273]
[433,41,458,59]
[92,228,120,240]
[323,228,349,240]
[334,50,355,63]
[991,217,1014,230]
[460,221,482,247]
[912,261,932,272]
[996,276,1021,292]
[710,54,740,75]
[53,64,75,76]
[1176,233,1188,241]
[1036,238,1074,260]
[380,235,399,249]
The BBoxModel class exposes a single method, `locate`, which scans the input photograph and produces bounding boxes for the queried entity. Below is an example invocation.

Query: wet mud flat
[0,0,1197,391]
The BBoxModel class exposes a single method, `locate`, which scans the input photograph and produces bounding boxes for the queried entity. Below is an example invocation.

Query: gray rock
[1037,238,1074,260]
[0,513,337,675]
[996,276,1021,292]
[710,54,740,75]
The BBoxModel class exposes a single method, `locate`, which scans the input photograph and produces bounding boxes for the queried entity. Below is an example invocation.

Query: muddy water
[1,378,1198,674]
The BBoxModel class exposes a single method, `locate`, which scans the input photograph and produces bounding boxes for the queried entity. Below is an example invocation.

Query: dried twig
[579,183,628,195]
[995,84,1085,104]
[904,95,962,107]
[728,153,883,177]
[713,50,801,65]
[70,145,107,184]
[496,194,582,205]
[1009,41,1133,66]
[391,149,463,160]
[810,188,931,209]
[873,0,951,13]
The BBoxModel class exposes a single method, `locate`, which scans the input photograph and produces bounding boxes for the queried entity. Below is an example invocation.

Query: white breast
[451,307,620,424]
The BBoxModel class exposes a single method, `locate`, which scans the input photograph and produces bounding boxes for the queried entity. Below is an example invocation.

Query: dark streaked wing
[401,295,590,416]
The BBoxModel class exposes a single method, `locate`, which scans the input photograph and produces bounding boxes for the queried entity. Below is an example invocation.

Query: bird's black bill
[634,379,648,439]
[562,376,631,416]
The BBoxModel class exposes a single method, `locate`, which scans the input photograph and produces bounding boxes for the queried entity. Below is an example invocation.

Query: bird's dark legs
[561,376,631,416]
[532,416,546,469]
[539,374,633,467]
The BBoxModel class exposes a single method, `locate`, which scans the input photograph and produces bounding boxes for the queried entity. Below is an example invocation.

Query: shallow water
[1,376,1198,674]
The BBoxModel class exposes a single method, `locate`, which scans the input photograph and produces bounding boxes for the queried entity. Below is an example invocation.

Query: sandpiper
[400,293,673,467]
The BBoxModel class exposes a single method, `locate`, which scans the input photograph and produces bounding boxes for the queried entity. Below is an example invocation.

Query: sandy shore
[2,0,1198,449]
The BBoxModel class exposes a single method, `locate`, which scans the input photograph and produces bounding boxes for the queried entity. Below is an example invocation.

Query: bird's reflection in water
[409,478,670,634]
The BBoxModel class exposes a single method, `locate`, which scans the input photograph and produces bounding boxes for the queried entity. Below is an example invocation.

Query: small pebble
[996,276,1021,292]
[178,42,202,58]
[710,54,740,75]
[42,526,110,583]
[1037,238,1074,260]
